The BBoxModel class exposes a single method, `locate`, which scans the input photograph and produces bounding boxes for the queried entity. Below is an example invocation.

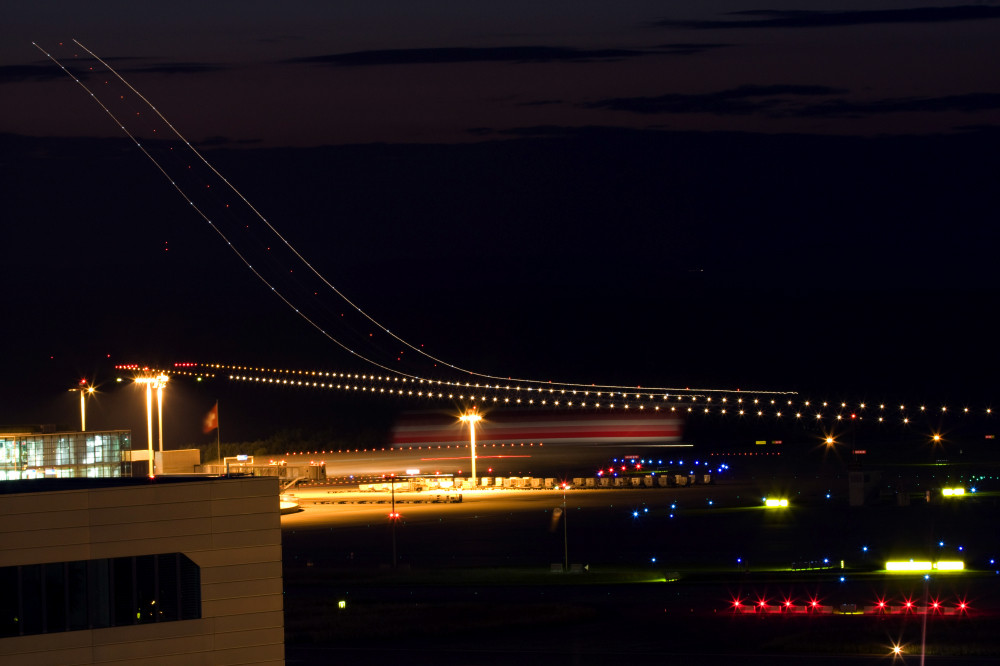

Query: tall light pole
[561,482,569,572]
[156,380,165,453]
[389,474,398,568]
[69,379,95,431]
[135,374,169,476]
[459,409,482,488]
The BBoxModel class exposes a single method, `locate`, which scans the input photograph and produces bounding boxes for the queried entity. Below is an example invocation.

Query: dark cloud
[655,6,1000,29]
[291,45,654,67]
[516,99,564,107]
[584,84,845,115]
[126,62,224,75]
[653,42,734,55]
[194,135,248,147]
[584,86,1000,121]
[2,57,221,85]
[291,43,731,68]
[0,64,65,84]
[797,92,1000,117]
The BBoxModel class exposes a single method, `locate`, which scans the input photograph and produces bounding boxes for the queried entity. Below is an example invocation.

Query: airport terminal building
[0,427,132,481]
[0,475,285,665]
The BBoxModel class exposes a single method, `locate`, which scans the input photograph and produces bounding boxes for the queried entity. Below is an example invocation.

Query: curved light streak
[47,40,793,397]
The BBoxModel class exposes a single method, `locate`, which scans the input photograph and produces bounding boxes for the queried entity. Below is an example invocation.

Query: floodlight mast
[69,380,95,431]
[459,409,483,487]
[135,374,169,476]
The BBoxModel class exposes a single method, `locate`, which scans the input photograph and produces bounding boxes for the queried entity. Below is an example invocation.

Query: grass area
[286,564,671,587]
[287,599,597,645]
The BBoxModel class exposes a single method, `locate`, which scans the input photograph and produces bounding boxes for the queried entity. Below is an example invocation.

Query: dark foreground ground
[282,458,1000,664]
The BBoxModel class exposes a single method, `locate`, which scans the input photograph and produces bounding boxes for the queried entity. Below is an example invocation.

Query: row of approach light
[122,362,995,428]
[198,362,784,398]
[733,596,968,612]
[212,366,993,421]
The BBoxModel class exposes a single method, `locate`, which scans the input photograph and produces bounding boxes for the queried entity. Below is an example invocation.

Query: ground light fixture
[764,498,789,508]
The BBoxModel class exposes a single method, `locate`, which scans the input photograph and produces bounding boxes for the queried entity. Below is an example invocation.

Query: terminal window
[0,553,200,637]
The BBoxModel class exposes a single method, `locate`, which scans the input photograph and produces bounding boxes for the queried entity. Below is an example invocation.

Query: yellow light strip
[885,561,964,572]
[886,561,934,572]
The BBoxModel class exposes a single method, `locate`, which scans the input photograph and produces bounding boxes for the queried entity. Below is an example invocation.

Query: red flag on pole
[203,402,218,434]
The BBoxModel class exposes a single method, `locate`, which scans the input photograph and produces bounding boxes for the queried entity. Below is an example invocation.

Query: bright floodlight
[764,498,789,508]
[942,487,965,497]
[825,436,834,445]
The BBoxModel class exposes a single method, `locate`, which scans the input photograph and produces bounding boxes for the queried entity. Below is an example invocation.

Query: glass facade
[0,430,131,481]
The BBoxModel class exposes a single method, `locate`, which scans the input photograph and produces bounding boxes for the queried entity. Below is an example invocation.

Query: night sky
[2,3,999,445]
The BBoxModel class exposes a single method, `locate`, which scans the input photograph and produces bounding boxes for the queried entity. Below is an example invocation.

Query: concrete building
[0,475,284,665]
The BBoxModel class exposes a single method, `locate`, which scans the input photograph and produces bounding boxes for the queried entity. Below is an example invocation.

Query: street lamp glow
[459,409,483,487]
